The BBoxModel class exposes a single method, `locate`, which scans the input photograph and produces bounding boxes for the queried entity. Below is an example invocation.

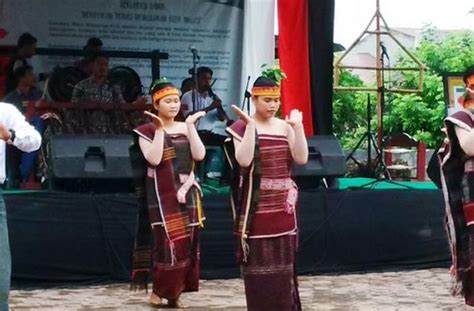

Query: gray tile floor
[9,268,472,310]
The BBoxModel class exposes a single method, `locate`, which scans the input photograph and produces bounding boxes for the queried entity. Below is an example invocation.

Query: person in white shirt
[180,67,233,181]
[180,66,232,146]
[0,102,41,310]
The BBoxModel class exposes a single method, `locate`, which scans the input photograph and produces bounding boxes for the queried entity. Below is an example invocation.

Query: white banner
[0,0,244,130]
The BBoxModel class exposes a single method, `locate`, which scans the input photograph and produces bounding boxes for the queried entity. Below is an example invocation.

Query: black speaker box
[48,134,133,192]
[292,135,346,189]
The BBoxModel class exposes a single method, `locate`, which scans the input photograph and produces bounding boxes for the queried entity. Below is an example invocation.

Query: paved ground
[9,268,472,310]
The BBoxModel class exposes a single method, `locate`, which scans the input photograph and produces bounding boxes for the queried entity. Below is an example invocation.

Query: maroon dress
[226,120,301,311]
[133,123,204,300]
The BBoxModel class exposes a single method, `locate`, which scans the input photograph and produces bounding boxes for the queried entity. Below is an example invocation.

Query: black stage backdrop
[5,189,449,283]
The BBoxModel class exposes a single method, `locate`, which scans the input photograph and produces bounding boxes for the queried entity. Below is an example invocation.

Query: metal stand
[345,94,414,189]
[190,47,200,112]
[334,0,425,150]
[241,75,251,115]
[345,94,390,180]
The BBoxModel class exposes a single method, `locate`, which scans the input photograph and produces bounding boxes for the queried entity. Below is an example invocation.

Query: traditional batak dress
[130,122,204,300]
[442,110,474,305]
[225,120,302,311]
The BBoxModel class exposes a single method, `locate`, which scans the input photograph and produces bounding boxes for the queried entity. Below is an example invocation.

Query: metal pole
[375,0,383,149]
[191,51,199,112]
[367,94,372,169]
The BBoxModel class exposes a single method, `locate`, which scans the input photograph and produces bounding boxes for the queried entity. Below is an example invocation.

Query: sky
[334,0,474,47]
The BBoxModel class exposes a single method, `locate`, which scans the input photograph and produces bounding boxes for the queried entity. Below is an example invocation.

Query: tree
[333,29,474,149]
[332,70,373,149]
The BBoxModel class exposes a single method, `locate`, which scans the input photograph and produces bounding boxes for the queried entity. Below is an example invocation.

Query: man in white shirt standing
[0,102,41,310]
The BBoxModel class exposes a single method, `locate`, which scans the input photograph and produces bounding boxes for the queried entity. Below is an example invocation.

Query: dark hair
[463,65,474,84]
[17,33,37,48]
[13,65,33,81]
[149,79,176,95]
[90,51,109,62]
[86,37,103,48]
[181,77,193,88]
[253,76,278,88]
[197,66,213,77]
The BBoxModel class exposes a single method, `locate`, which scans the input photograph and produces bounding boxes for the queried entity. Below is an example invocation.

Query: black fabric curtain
[6,189,449,283]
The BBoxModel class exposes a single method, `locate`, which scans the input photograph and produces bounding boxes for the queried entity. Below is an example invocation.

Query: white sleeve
[180,92,192,116]
[5,104,42,152]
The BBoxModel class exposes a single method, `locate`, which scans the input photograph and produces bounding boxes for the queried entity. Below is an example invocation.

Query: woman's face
[252,95,280,119]
[154,94,180,119]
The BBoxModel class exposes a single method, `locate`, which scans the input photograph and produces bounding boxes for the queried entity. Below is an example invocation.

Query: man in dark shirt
[5,33,37,94]
[74,37,103,76]
[3,65,43,187]
[3,65,41,112]
[70,52,146,134]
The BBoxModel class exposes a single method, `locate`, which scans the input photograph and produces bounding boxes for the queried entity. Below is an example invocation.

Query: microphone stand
[241,75,251,115]
[191,48,200,112]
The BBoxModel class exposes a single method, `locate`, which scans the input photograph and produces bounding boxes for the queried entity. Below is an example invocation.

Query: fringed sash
[225,120,261,262]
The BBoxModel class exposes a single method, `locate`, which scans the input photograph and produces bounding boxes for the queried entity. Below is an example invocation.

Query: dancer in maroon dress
[131,79,206,308]
[441,65,474,306]
[225,74,308,310]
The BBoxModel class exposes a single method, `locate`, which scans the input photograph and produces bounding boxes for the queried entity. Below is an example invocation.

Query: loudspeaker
[292,135,346,189]
[49,134,134,192]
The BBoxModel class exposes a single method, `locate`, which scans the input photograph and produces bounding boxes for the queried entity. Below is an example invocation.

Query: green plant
[260,63,286,85]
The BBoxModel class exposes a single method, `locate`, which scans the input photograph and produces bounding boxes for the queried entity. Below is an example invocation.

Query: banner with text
[0,0,244,131]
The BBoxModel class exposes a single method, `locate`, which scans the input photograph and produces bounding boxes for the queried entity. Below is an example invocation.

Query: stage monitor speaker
[292,135,346,189]
[49,134,134,192]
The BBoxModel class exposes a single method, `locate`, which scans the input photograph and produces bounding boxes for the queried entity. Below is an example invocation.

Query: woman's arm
[230,105,256,167]
[138,129,165,166]
[234,122,256,167]
[185,111,206,161]
[286,110,308,165]
[287,124,308,165]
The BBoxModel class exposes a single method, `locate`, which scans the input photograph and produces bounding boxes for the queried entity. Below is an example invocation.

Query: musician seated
[74,37,103,76]
[3,65,41,113]
[72,52,126,106]
[2,65,44,189]
[180,66,232,181]
[69,52,146,134]
[5,33,37,94]
[180,66,231,146]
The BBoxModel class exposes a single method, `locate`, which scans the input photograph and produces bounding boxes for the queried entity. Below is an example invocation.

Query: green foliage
[333,29,474,149]
[333,70,376,150]
[260,63,286,85]
[383,74,446,148]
